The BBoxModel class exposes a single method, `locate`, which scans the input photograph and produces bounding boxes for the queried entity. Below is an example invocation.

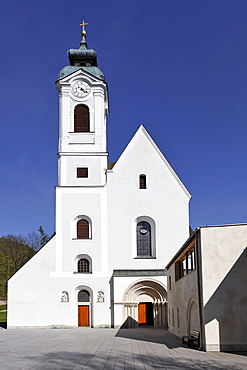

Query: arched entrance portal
[123,280,167,327]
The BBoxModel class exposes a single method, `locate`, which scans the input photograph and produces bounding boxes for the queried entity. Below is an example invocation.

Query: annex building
[166,223,247,352]
[7,26,191,329]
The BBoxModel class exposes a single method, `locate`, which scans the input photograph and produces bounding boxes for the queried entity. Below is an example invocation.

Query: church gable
[107,125,191,271]
[108,125,191,199]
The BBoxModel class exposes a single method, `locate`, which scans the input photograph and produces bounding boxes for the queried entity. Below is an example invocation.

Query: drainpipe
[195,229,205,351]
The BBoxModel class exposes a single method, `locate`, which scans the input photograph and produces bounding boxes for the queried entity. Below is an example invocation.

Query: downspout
[195,228,205,351]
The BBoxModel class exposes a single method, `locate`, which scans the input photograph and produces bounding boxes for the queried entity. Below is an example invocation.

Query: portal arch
[122,279,167,327]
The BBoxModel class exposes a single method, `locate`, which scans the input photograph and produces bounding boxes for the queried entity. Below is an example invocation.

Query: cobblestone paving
[0,327,246,369]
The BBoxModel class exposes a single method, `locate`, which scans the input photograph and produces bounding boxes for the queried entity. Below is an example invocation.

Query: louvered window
[78,290,90,302]
[77,168,88,178]
[137,221,151,256]
[78,258,90,273]
[74,104,89,132]
[77,219,89,239]
[139,174,147,189]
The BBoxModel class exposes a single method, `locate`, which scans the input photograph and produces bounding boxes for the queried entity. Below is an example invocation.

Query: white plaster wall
[8,235,112,327]
[58,154,108,186]
[8,237,57,327]
[201,225,247,351]
[55,186,108,274]
[167,265,198,337]
[107,126,190,271]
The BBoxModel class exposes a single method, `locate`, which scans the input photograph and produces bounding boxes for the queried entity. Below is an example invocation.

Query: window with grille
[77,168,88,178]
[78,290,90,302]
[78,258,90,273]
[137,221,151,256]
[139,174,147,189]
[74,104,89,132]
[77,219,89,239]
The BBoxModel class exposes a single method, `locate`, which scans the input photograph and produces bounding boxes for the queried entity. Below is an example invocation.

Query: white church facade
[7,27,191,329]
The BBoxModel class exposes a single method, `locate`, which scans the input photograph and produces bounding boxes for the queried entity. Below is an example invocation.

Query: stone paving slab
[0,327,246,369]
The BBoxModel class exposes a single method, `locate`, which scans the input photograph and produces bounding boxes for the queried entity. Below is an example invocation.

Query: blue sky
[0,0,247,237]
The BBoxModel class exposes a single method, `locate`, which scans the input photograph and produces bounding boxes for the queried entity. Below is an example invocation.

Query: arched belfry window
[78,258,90,273]
[77,219,89,239]
[74,104,89,132]
[137,221,151,256]
[78,290,90,302]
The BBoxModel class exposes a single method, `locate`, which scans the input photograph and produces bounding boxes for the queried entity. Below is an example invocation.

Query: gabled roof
[113,269,167,277]
[111,125,191,199]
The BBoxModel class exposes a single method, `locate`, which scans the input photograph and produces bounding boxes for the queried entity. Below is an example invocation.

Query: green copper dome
[58,24,105,81]
[58,65,105,80]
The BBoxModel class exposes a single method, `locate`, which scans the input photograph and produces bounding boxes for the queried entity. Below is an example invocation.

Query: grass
[0,304,7,322]
[0,311,7,322]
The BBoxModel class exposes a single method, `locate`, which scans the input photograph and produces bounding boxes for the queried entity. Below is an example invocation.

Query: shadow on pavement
[22,350,246,370]
[115,326,186,349]
[225,351,247,357]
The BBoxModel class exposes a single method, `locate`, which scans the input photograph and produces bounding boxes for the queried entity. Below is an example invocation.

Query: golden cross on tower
[79,20,88,40]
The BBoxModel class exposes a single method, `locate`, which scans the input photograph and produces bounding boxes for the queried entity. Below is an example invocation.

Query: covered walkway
[0,327,246,369]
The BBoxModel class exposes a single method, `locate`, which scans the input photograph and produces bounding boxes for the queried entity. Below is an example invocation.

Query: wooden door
[138,303,146,325]
[78,305,89,326]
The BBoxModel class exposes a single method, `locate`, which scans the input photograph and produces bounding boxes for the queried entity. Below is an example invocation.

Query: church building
[7,25,191,329]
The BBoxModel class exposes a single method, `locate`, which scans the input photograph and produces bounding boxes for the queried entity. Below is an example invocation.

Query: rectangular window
[175,245,196,281]
[139,175,147,189]
[77,168,88,178]
[177,307,180,328]
[187,250,195,273]
[168,275,171,290]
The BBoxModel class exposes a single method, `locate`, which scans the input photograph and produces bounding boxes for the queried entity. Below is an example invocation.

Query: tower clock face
[72,81,91,97]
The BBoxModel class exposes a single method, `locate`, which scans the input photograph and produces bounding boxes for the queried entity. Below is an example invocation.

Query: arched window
[139,174,147,189]
[137,221,151,256]
[77,219,89,239]
[78,258,90,273]
[74,104,89,132]
[74,254,92,273]
[78,290,90,302]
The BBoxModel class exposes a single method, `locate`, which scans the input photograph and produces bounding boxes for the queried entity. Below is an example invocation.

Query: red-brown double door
[78,305,89,326]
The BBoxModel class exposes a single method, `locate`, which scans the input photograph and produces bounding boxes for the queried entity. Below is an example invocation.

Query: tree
[25,231,41,251]
[0,235,36,300]
[0,227,54,300]
[38,226,50,247]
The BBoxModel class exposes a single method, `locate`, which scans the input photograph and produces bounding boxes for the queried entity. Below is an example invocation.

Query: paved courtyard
[0,326,246,369]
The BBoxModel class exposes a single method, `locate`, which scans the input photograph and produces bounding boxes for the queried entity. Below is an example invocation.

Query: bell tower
[55,23,109,274]
[56,22,109,186]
